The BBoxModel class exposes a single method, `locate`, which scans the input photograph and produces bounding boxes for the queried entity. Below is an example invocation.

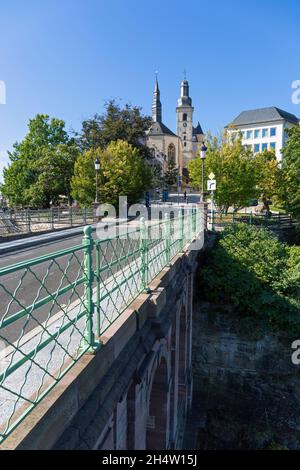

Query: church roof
[193,122,204,135]
[147,121,177,137]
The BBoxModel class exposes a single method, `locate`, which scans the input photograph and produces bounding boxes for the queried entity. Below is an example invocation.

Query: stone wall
[190,302,300,449]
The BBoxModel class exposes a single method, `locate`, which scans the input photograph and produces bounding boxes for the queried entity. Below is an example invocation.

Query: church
[145,76,204,180]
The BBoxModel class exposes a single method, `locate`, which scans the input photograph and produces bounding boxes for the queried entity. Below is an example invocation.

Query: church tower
[152,76,162,122]
[176,78,194,168]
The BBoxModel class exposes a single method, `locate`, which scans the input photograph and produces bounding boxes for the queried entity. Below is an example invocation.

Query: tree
[188,131,257,213]
[279,126,300,219]
[25,144,80,207]
[71,140,153,207]
[254,150,280,213]
[164,159,178,187]
[78,100,152,159]
[200,224,300,335]
[1,114,75,207]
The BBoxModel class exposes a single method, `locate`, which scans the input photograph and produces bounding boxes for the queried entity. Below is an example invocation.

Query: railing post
[27,209,31,233]
[192,207,196,235]
[70,207,73,227]
[140,217,150,293]
[250,211,252,225]
[50,208,54,230]
[164,212,171,265]
[81,226,99,352]
[179,209,184,250]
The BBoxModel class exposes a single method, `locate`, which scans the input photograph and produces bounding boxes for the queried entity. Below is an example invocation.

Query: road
[0,205,198,345]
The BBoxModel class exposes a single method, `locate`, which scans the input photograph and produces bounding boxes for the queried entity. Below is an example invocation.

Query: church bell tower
[176,77,194,167]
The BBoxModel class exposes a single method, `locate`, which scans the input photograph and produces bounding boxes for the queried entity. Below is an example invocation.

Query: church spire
[152,73,162,123]
[177,76,192,107]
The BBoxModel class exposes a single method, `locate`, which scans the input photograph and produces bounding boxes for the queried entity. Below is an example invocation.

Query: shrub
[199,224,300,335]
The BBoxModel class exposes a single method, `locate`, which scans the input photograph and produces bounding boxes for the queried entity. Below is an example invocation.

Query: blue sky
[0,0,299,177]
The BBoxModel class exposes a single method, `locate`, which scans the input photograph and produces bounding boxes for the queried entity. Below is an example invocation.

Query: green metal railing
[0,208,203,444]
[208,210,297,231]
[0,207,94,236]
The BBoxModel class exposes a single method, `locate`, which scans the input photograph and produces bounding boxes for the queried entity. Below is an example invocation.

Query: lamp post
[94,157,100,204]
[200,143,207,202]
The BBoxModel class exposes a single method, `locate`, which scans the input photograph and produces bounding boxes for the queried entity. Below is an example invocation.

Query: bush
[199,224,300,335]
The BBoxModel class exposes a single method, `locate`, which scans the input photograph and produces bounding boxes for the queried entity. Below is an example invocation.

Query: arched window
[167,143,176,163]
[182,113,187,122]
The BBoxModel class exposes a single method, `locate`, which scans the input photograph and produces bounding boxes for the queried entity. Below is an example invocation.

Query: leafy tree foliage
[279,126,300,220]
[200,224,300,335]
[1,114,76,207]
[71,140,153,207]
[254,150,280,213]
[164,159,178,187]
[188,131,257,212]
[78,100,152,159]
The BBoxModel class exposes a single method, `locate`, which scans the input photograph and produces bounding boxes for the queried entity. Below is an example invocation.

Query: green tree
[188,131,257,212]
[25,144,80,207]
[71,140,153,207]
[1,114,75,207]
[255,150,280,213]
[78,100,152,158]
[279,126,300,219]
[200,224,300,335]
[164,159,178,187]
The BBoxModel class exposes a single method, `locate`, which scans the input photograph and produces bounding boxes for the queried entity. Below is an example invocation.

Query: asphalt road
[0,227,143,345]
[0,206,190,345]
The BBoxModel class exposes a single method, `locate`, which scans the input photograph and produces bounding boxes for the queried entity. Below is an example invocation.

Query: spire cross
[155,70,158,81]
[183,68,187,79]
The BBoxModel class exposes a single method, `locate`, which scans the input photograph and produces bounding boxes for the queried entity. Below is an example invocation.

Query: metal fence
[0,208,203,443]
[0,207,94,236]
[208,210,297,231]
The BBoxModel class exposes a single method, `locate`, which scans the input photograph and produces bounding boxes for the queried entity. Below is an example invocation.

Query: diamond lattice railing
[0,207,203,444]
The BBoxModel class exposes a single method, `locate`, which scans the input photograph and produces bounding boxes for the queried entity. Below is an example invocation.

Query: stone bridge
[2,237,202,450]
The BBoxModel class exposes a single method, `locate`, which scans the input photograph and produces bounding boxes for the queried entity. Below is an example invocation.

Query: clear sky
[0,0,300,177]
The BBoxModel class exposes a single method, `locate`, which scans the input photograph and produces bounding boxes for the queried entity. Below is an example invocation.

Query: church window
[183,113,187,121]
[167,143,176,163]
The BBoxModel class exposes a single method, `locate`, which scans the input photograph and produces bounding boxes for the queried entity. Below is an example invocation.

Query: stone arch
[167,143,176,163]
[182,113,187,122]
[126,381,136,450]
[178,307,187,399]
[168,321,178,447]
[146,357,168,450]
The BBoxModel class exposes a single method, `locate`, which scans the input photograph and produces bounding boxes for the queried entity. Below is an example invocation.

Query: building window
[254,129,260,139]
[183,136,186,140]
[184,142,186,147]
[262,143,268,151]
[262,128,268,138]
[167,143,176,163]
[270,127,276,137]
[254,143,260,153]
[241,131,246,139]
[270,142,276,151]
[246,130,253,139]
[183,113,187,122]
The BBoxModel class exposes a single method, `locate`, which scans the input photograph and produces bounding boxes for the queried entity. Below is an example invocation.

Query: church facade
[145,77,204,179]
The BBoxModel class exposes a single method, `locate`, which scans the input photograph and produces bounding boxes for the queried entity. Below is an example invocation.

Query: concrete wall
[1,243,201,450]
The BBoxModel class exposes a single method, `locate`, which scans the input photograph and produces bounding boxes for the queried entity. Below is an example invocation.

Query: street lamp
[94,157,100,204]
[200,143,207,202]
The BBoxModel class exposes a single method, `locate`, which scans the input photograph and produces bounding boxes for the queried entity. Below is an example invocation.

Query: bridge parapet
[1,242,201,449]
[0,207,206,450]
